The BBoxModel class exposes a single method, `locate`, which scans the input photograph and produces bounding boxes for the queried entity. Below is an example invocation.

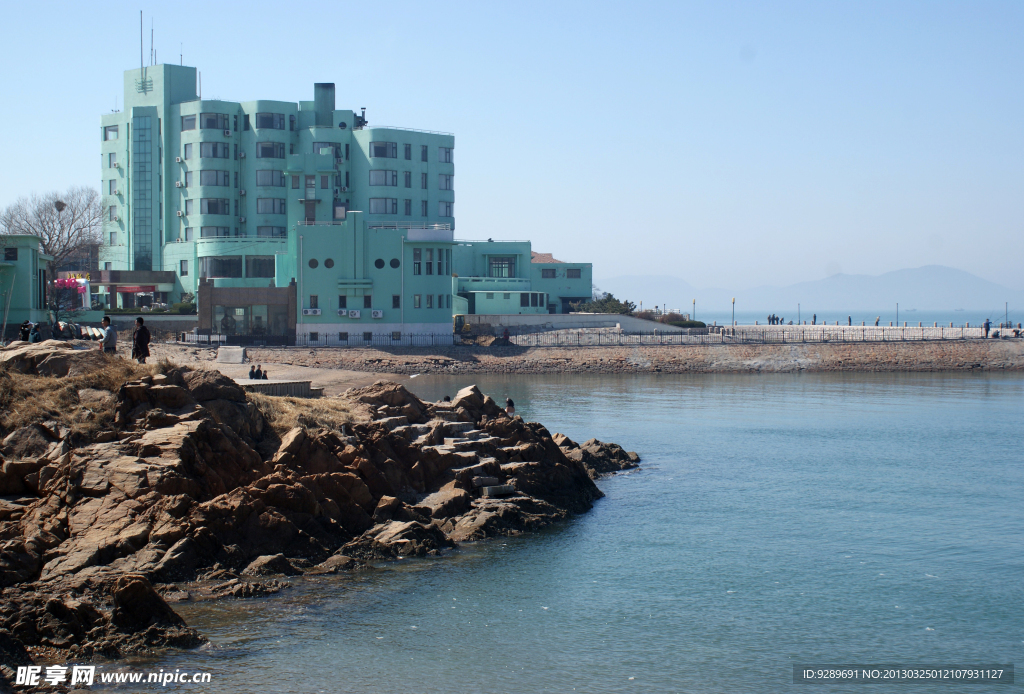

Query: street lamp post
[732,297,735,328]
[692,299,696,322]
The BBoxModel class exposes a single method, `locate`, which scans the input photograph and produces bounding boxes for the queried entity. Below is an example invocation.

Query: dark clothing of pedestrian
[254,366,263,379]
[19,322,30,342]
[505,397,515,417]
[132,325,151,364]
[983,319,991,338]
[28,325,41,343]
[248,366,256,379]
[262,372,268,380]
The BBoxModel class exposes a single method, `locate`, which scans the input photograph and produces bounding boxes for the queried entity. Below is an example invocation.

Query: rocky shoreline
[0,341,638,689]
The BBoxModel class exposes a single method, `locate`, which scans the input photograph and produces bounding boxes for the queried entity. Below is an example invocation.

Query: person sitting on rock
[248,365,256,379]
[254,364,263,379]
[505,397,515,417]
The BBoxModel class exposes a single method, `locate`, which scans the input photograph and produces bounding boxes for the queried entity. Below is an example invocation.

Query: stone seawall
[243,339,1024,375]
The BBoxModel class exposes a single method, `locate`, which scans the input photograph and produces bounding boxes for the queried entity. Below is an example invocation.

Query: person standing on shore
[248,365,257,379]
[505,397,515,417]
[254,364,263,379]
[983,318,991,338]
[132,317,151,364]
[99,316,117,355]
[19,321,31,341]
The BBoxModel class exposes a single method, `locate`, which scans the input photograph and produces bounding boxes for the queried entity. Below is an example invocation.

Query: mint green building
[0,236,52,337]
[99,64,591,341]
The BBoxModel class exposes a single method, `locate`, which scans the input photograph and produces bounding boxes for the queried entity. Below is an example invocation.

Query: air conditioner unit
[347,310,361,319]
[239,217,246,223]
[224,129,232,136]
[337,309,348,316]
[175,156,182,163]
[176,211,183,217]
[339,186,348,192]
[302,308,321,316]
[239,152,246,158]
[371,310,384,319]
[239,189,246,196]
[175,181,183,188]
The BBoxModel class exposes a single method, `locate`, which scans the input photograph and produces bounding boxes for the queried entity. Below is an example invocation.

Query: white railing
[370,222,451,230]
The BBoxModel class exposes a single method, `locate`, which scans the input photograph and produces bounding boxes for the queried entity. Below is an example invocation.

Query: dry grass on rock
[248,392,365,438]
[0,357,177,442]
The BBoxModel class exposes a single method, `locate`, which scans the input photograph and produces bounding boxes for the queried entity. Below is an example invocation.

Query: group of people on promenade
[96,316,150,364]
[766,314,786,325]
[248,365,270,380]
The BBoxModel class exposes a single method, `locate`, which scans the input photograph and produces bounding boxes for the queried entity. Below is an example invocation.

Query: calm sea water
[126,373,1023,693]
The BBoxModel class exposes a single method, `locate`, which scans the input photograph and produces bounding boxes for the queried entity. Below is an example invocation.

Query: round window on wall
[339,122,347,129]
[390,258,400,268]
[324,258,334,268]
[308,259,318,269]
[374,258,385,269]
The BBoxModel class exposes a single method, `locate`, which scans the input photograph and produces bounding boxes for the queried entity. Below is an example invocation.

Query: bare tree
[0,187,103,277]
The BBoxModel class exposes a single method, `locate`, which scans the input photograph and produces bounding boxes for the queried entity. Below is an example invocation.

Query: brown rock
[111,575,185,631]
[241,554,301,577]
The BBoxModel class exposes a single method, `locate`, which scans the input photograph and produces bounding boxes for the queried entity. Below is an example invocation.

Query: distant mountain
[596,266,1024,312]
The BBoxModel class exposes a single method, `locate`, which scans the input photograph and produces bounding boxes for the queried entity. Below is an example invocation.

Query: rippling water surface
[132,373,1022,693]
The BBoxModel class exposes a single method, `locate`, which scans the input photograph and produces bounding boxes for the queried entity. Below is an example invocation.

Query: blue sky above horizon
[1,1,1021,289]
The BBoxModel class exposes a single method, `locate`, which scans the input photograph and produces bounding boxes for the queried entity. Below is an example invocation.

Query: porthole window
[308,259,318,269]
[324,258,334,268]
[339,122,347,129]
[374,258,385,269]
[390,258,400,268]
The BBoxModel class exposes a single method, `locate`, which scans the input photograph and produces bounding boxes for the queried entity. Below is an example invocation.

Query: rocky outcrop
[553,434,641,479]
[0,346,631,674]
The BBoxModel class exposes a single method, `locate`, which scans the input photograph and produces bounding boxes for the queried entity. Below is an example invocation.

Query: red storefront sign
[114,286,156,293]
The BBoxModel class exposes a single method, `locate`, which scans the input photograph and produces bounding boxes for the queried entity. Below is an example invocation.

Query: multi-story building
[98,64,590,341]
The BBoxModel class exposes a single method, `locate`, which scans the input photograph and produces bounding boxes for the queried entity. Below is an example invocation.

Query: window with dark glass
[370,141,397,158]
[404,199,412,215]
[521,293,530,307]
[4,248,17,261]
[363,295,372,309]
[426,249,434,275]
[200,113,229,130]
[439,174,454,191]
[489,257,515,278]
[256,170,285,187]
[392,295,401,309]
[256,198,286,214]
[200,170,230,186]
[542,269,556,278]
[421,200,427,216]
[439,147,453,163]
[200,198,230,215]
[313,142,341,157]
[338,295,347,309]
[108,153,117,168]
[438,201,453,217]
[421,172,427,189]
[246,256,275,278]
[200,226,231,237]
[413,248,421,275]
[421,145,428,162]
[244,114,250,130]
[255,113,285,129]
[199,255,242,277]
[369,198,397,214]
[181,115,196,131]
[404,144,411,160]
[257,226,287,237]
[256,142,285,158]
[180,259,189,276]
[320,175,329,189]
[567,268,582,279]
[404,171,411,188]
[200,142,230,158]
[369,170,398,186]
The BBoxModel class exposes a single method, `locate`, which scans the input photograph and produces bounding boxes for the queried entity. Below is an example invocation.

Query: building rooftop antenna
[139,10,143,72]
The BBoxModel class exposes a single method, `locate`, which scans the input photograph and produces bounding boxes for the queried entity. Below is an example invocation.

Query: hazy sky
[1,1,1021,289]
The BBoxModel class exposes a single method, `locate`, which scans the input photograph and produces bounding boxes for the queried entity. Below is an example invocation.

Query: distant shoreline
[218,340,1024,375]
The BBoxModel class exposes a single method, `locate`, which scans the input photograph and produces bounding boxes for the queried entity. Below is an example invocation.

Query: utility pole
[896,302,899,326]
[798,303,800,324]
[692,298,695,321]
[732,297,735,327]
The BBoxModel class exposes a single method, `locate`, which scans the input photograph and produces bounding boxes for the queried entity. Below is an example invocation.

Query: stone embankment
[0,341,637,684]
[235,339,1024,375]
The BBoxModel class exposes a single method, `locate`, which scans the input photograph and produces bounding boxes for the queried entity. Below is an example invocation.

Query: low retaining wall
[242,339,1024,374]
[237,380,322,398]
